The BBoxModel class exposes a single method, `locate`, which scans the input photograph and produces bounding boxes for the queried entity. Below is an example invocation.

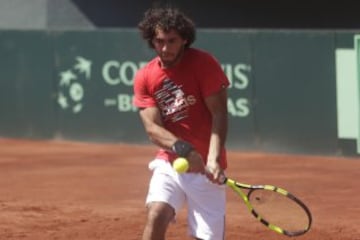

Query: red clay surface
[0,138,359,240]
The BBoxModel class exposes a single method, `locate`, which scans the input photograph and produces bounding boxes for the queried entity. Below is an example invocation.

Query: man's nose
[162,43,169,51]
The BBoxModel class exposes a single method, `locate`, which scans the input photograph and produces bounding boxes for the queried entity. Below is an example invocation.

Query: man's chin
[161,59,176,67]
[161,56,174,62]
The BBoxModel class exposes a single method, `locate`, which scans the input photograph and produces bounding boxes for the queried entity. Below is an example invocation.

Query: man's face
[152,28,187,68]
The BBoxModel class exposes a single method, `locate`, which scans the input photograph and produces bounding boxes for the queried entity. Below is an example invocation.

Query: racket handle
[219,174,227,184]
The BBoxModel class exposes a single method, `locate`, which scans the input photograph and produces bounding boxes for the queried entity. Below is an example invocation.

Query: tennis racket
[222,176,312,237]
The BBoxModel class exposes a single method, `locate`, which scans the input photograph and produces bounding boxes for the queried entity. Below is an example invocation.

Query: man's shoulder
[134,57,161,87]
[187,48,211,57]
[136,58,158,75]
[186,48,216,62]
[144,57,159,68]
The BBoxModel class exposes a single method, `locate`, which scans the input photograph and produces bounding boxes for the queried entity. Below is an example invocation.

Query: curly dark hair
[138,8,196,49]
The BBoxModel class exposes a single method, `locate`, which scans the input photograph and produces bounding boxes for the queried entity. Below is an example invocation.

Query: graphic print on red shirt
[155,78,195,123]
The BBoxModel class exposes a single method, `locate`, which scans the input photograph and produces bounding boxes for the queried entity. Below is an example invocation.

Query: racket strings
[248,189,310,233]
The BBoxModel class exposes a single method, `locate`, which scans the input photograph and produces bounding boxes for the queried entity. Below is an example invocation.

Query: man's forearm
[146,123,178,150]
[207,113,228,164]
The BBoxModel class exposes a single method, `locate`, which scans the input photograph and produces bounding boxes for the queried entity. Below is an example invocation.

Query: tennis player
[133,7,230,240]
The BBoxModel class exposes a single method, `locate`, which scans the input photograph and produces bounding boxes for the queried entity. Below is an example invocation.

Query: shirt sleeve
[133,67,157,108]
[197,52,230,98]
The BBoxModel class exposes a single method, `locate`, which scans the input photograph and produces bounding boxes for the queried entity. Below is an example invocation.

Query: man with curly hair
[133,7,230,240]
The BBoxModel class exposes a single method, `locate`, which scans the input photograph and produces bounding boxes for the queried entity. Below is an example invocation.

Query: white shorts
[146,159,226,240]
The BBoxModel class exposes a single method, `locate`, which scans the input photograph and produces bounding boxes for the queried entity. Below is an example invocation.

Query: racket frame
[224,178,312,237]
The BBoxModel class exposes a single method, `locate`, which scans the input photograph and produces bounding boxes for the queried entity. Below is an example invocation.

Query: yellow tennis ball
[172,157,189,173]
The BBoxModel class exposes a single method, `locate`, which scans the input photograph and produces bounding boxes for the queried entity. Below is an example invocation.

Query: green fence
[0,29,359,156]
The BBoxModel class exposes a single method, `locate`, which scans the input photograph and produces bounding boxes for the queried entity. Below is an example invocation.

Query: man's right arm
[138,106,177,150]
[138,106,205,173]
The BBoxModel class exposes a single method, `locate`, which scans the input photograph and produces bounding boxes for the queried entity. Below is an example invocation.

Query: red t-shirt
[133,48,229,169]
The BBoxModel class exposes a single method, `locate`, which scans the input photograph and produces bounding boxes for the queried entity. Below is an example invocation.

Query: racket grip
[219,174,227,184]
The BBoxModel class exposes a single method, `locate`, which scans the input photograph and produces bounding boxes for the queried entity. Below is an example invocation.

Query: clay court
[0,138,359,240]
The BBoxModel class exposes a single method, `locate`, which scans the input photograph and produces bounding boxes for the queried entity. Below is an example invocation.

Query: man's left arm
[205,87,228,182]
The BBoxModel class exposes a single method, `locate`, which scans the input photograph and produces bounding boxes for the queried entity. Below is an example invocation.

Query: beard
[159,46,185,68]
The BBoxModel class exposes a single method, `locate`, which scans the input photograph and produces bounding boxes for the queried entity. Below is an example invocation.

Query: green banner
[52,30,153,142]
[0,31,55,139]
[1,29,359,156]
